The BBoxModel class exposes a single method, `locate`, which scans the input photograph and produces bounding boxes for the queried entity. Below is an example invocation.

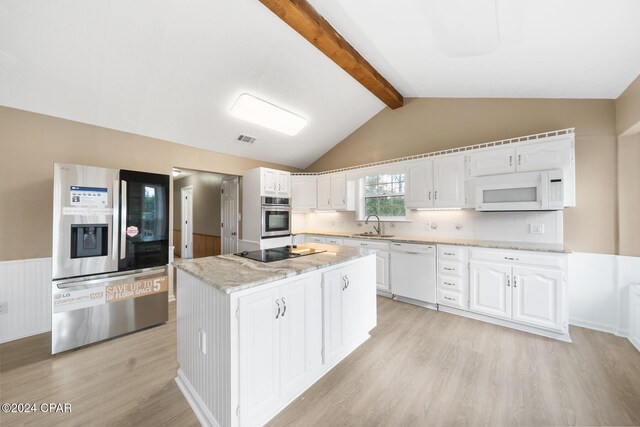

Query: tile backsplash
[292,209,563,244]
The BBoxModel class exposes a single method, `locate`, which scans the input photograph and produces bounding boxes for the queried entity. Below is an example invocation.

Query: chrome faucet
[365,215,381,235]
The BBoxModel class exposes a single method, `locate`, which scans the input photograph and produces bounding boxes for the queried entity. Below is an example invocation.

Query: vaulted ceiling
[1,0,639,169]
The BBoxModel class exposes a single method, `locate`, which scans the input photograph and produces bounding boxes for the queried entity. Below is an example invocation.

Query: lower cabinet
[376,251,391,293]
[469,256,566,332]
[238,276,322,427]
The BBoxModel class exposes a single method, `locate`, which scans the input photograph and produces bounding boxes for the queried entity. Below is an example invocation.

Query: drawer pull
[444,267,455,271]
[444,281,455,286]
[444,296,455,301]
[444,252,456,256]
[504,256,519,261]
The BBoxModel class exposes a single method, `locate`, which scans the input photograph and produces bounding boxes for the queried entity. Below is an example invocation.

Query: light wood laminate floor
[1,297,639,426]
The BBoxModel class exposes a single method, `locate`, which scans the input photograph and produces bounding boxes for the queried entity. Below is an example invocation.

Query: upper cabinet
[404,154,467,209]
[469,136,574,177]
[313,173,352,211]
[316,176,331,210]
[291,176,317,211]
[330,173,347,210]
[261,168,290,197]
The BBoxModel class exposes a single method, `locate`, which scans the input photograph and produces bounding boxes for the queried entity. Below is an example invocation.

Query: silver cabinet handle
[281,297,286,317]
[513,276,518,288]
[434,191,438,200]
[112,180,120,260]
[444,281,454,286]
[504,256,519,261]
[507,276,511,287]
[360,243,368,247]
[343,198,346,204]
[120,179,127,260]
[346,276,350,288]
[509,155,513,166]
[444,267,455,271]
[327,198,330,205]
[342,276,347,291]
[444,296,455,301]
[518,154,522,165]
[279,184,281,191]
[275,299,281,319]
[444,252,455,256]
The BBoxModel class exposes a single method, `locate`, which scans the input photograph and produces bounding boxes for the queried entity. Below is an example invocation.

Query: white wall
[293,209,563,244]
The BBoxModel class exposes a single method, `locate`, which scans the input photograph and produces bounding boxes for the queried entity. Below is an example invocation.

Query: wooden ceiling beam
[258,0,404,110]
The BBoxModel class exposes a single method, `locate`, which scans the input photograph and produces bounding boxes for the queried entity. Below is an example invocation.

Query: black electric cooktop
[234,245,327,263]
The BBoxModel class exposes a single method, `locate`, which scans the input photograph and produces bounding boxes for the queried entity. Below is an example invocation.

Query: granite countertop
[173,243,373,294]
[292,230,570,253]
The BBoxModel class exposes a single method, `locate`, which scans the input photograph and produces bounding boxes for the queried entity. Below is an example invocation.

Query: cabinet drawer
[307,235,326,244]
[348,239,390,251]
[438,275,463,292]
[438,261,464,277]
[325,237,343,245]
[438,245,464,262]
[470,248,564,268]
[437,289,466,310]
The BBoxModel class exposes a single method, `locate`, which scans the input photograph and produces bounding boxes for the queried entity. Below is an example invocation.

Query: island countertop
[173,243,373,295]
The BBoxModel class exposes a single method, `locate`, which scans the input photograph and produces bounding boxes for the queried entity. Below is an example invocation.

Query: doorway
[181,186,193,259]
[221,177,239,254]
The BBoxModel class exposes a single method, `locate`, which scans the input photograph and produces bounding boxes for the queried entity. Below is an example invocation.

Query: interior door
[221,177,239,254]
[239,287,281,426]
[180,186,193,259]
[469,261,512,319]
[512,266,564,331]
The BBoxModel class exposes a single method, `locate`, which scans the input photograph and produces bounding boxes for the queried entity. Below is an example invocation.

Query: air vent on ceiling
[237,134,256,144]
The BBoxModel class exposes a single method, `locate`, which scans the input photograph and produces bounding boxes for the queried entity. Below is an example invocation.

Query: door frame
[221,176,239,254]
[181,185,193,259]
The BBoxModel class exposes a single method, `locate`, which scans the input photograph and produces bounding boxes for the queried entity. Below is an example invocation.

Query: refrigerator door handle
[112,180,120,260]
[56,267,167,290]
[120,180,127,260]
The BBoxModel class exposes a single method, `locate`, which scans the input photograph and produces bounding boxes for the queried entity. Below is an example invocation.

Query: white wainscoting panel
[176,269,231,427]
[0,257,52,344]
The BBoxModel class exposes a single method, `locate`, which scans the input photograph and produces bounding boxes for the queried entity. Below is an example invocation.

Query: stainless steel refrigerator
[51,163,170,354]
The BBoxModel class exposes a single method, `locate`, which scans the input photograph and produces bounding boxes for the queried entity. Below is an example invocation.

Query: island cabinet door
[322,268,345,363]
[238,287,281,427]
[341,264,362,347]
[279,277,322,401]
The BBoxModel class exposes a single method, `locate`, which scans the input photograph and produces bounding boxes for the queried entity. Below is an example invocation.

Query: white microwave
[475,170,566,211]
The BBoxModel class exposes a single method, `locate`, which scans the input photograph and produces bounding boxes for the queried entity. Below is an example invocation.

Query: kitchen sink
[352,233,395,238]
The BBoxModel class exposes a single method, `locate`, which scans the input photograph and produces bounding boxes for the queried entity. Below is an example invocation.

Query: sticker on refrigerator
[53,287,106,313]
[105,276,168,303]
[70,186,108,206]
[126,226,139,237]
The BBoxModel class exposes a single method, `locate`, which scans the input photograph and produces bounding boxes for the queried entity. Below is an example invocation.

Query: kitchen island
[174,243,376,427]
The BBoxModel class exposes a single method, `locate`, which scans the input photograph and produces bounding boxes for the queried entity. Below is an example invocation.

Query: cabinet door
[279,277,322,399]
[468,147,516,177]
[340,264,361,346]
[516,138,573,172]
[512,267,564,331]
[404,160,433,208]
[330,173,347,210]
[262,169,278,196]
[322,268,344,362]
[291,176,316,211]
[375,251,390,292]
[469,261,512,319]
[276,171,290,197]
[433,155,466,207]
[317,176,331,210]
[239,287,281,426]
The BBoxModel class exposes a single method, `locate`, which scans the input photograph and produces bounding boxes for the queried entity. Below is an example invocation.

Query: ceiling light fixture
[172,169,181,177]
[230,94,307,136]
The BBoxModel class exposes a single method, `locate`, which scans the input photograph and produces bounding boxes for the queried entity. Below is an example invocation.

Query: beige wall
[173,172,224,236]
[615,74,640,136]
[306,98,618,255]
[618,134,640,257]
[0,106,297,261]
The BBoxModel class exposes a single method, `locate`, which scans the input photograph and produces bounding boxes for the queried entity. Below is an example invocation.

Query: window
[364,174,405,218]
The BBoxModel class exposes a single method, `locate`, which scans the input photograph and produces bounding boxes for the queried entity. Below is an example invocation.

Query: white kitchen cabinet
[376,251,391,293]
[433,155,466,207]
[260,168,290,197]
[330,173,347,210]
[511,266,564,331]
[515,137,573,172]
[316,176,331,210]
[306,235,326,244]
[404,159,433,208]
[468,146,516,177]
[468,248,568,334]
[437,245,469,310]
[238,276,321,426]
[325,237,343,245]
[469,261,512,319]
[291,176,317,211]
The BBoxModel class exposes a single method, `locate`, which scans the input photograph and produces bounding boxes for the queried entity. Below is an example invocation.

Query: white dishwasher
[390,242,436,304]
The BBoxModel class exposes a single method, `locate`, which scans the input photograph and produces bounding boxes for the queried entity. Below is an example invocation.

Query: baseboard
[0,326,51,345]
[175,369,219,427]
[569,318,616,335]
[630,337,640,352]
